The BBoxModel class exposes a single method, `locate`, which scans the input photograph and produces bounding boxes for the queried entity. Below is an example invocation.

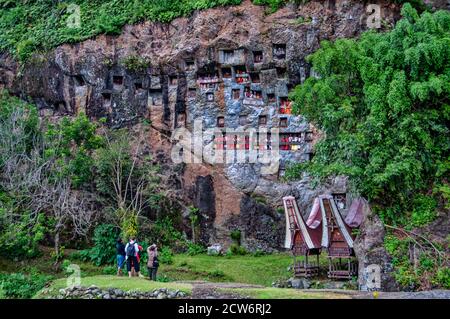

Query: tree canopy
[288,4,450,224]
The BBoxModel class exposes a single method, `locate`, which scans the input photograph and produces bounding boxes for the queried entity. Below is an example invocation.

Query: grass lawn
[35,275,193,299]
[219,287,352,299]
[158,253,329,287]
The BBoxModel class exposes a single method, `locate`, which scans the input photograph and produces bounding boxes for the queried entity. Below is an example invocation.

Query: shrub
[229,243,247,256]
[102,265,118,275]
[436,267,450,289]
[121,56,150,73]
[0,273,53,299]
[230,230,241,244]
[87,224,120,266]
[159,247,174,265]
[187,242,206,256]
[411,195,437,227]
[252,249,267,257]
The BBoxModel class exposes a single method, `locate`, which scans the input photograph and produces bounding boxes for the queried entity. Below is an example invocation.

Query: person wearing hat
[146,244,159,281]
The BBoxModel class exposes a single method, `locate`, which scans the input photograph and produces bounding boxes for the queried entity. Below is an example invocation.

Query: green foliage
[207,269,226,278]
[121,55,150,73]
[384,233,448,289]
[0,272,52,299]
[102,265,118,275]
[411,195,437,227]
[436,267,450,289]
[120,209,139,240]
[289,5,450,225]
[0,0,250,62]
[159,247,174,265]
[79,224,120,266]
[230,229,241,244]
[252,0,286,13]
[384,235,420,288]
[0,0,327,62]
[229,243,248,255]
[0,213,46,259]
[251,249,267,257]
[45,113,103,188]
[147,217,186,249]
[187,242,206,256]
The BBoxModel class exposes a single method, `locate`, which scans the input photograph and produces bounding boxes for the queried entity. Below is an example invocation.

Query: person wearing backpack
[125,237,140,278]
[146,244,159,281]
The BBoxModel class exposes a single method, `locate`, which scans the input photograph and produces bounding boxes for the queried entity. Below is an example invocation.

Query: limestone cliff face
[0,0,401,250]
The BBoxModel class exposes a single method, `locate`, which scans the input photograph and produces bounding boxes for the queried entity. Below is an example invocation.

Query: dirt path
[179,281,450,299]
[179,281,263,299]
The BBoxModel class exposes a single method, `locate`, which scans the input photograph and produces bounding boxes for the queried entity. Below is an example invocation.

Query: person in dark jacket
[116,238,126,276]
[146,244,159,281]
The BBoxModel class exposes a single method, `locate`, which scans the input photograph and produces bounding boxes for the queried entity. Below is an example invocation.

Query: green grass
[219,287,352,299]
[34,275,192,299]
[1,249,330,288]
[158,253,328,286]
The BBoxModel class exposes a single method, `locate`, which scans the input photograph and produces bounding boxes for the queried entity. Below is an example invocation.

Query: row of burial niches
[100,45,314,163]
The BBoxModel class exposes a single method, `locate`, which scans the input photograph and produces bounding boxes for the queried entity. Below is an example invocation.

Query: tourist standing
[116,238,126,276]
[125,237,141,278]
[146,244,159,281]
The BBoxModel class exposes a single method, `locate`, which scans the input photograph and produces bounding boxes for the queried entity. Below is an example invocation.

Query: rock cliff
[0,0,403,250]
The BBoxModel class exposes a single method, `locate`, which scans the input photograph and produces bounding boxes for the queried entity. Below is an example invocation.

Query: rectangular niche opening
[278,167,286,179]
[304,131,314,142]
[134,82,144,92]
[74,75,85,87]
[279,117,288,128]
[245,87,262,99]
[267,93,276,103]
[273,43,286,59]
[187,88,197,99]
[250,72,260,83]
[197,71,219,89]
[113,75,124,89]
[149,89,163,106]
[239,115,247,126]
[185,59,195,70]
[221,67,232,79]
[102,92,112,107]
[53,101,66,113]
[280,132,302,151]
[234,65,249,84]
[258,115,267,125]
[279,97,292,114]
[217,116,225,128]
[176,112,186,128]
[276,67,287,78]
[206,92,214,102]
[253,51,263,63]
[232,89,240,100]
[169,75,178,86]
